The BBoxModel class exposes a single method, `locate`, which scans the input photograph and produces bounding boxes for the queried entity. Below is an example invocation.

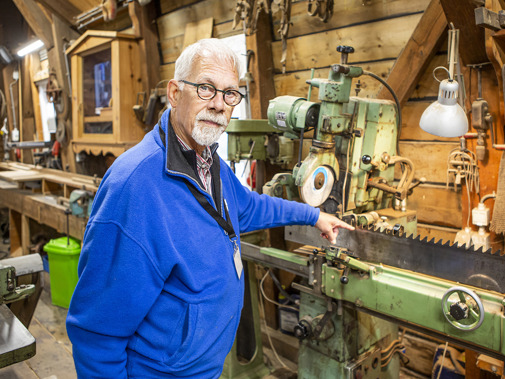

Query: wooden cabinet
[66,30,146,157]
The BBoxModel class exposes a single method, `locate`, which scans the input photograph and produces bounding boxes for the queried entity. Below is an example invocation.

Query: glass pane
[84,122,113,134]
[82,48,112,118]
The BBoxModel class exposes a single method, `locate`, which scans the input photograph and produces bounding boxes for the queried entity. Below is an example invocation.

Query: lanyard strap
[185,182,236,239]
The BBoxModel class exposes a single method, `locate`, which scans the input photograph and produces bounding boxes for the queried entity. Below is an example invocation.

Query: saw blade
[285,225,504,293]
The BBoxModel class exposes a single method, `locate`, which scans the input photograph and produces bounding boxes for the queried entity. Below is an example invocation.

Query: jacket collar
[158,109,222,208]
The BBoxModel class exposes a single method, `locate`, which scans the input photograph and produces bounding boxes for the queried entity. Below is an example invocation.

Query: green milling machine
[221,46,505,379]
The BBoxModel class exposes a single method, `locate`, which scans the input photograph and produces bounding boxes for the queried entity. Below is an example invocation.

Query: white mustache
[195,111,228,127]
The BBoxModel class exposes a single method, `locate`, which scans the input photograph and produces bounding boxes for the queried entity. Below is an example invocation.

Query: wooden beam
[245,10,276,119]
[12,0,54,50]
[377,0,447,105]
[35,0,81,26]
[440,0,489,65]
[128,1,161,91]
[20,57,35,164]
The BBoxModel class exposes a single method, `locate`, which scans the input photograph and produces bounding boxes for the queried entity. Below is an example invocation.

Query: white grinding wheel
[300,166,334,207]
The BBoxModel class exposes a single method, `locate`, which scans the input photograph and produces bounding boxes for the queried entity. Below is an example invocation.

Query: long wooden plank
[376,0,447,106]
[12,0,54,49]
[400,101,456,142]
[271,13,422,73]
[271,0,429,41]
[159,21,240,64]
[417,223,458,243]
[246,10,276,119]
[409,184,462,228]
[128,1,160,91]
[157,0,235,40]
[160,0,201,15]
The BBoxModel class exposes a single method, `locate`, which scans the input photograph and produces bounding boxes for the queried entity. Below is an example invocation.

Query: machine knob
[361,155,372,165]
[337,45,355,64]
[450,302,469,321]
[340,267,350,284]
[294,319,312,340]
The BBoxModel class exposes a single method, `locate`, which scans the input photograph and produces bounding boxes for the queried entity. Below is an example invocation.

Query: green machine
[225,45,505,378]
[0,254,44,368]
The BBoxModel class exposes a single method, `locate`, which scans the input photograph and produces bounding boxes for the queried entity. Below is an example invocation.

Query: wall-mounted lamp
[419,24,468,138]
[16,39,44,57]
[419,76,468,137]
[0,46,13,65]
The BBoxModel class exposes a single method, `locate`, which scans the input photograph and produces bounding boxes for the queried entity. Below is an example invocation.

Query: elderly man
[66,38,353,378]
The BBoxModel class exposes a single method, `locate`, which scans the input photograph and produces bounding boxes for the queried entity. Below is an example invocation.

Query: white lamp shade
[419,79,469,138]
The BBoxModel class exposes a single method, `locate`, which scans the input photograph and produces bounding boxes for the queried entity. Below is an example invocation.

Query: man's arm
[66,221,164,378]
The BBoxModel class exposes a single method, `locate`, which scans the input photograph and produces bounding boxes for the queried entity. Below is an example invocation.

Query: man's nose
[208,93,226,112]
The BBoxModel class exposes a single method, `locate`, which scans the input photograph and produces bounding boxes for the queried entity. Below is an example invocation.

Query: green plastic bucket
[43,237,81,308]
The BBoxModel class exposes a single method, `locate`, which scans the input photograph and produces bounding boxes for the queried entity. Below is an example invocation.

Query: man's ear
[167,79,181,108]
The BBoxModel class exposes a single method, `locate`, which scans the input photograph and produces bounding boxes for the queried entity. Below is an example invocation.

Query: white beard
[192,110,228,146]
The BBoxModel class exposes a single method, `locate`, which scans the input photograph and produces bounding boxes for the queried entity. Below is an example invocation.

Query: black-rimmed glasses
[180,80,244,107]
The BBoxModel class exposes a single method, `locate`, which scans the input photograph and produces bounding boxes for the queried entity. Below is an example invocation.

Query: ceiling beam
[440,0,488,65]
[12,0,54,50]
[35,0,81,26]
[377,0,447,106]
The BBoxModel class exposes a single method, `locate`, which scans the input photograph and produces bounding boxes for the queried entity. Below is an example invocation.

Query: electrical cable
[363,70,402,154]
[0,89,6,120]
[267,269,299,304]
[258,270,292,371]
[260,269,299,312]
[435,342,449,379]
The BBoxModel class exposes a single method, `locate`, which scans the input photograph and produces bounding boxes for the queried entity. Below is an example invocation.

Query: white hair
[174,38,243,85]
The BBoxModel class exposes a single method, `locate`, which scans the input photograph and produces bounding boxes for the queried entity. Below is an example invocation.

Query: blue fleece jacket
[66,109,319,378]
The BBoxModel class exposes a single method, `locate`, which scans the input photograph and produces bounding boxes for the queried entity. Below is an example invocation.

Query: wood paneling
[157,0,235,40]
[272,0,429,41]
[400,101,455,142]
[160,63,175,81]
[159,21,240,64]
[409,185,462,228]
[159,0,201,15]
[271,13,423,73]
[409,54,448,99]
[397,141,459,184]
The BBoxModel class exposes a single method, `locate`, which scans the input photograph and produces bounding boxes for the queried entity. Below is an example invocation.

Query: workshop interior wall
[156,0,464,242]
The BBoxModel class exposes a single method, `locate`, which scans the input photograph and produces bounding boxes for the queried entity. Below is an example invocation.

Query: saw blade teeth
[483,247,494,255]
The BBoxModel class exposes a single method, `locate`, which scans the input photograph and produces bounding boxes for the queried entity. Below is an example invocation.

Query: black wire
[268,270,299,304]
[363,71,402,155]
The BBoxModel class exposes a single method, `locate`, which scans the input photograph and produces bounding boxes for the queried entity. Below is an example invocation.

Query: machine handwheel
[441,286,484,331]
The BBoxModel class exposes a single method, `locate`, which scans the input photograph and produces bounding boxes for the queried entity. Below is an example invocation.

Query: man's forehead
[193,58,239,87]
